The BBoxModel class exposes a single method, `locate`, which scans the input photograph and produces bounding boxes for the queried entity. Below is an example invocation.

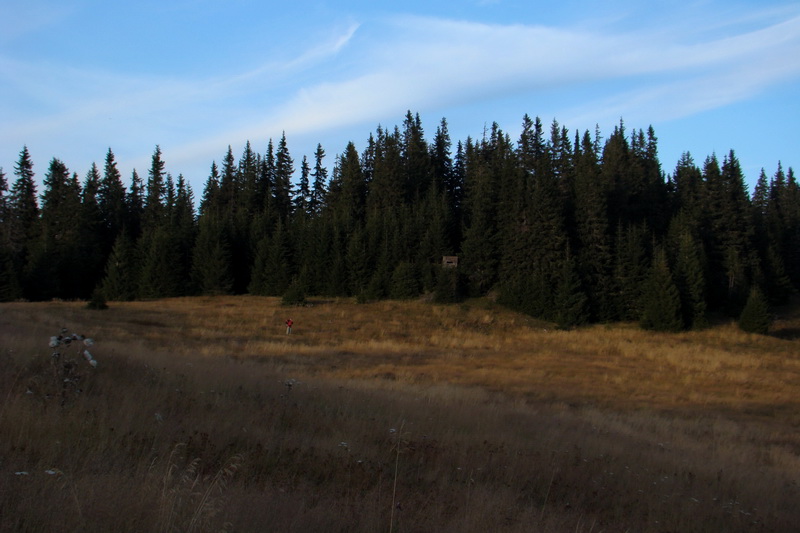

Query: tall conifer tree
[8,147,39,288]
[401,111,432,201]
[310,144,328,216]
[192,214,233,295]
[98,149,128,255]
[273,133,294,222]
[574,130,614,320]
[80,163,106,297]
[0,167,17,300]
[126,169,144,240]
[640,247,683,331]
[461,134,500,295]
[101,231,138,301]
[142,146,166,230]
[29,159,78,299]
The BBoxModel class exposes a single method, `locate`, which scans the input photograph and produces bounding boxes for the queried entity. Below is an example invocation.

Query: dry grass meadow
[1,295,799,532]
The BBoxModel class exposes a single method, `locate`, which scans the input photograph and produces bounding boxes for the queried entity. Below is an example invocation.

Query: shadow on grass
[771,327,800,340]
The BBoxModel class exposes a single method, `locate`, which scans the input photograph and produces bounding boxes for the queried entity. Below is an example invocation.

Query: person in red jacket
[285,318,293,335]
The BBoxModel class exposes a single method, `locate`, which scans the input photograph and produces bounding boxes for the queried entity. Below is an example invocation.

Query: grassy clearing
[1,296,799,532]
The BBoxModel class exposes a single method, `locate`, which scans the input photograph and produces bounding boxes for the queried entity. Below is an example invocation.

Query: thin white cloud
[228,21,361,86]
[561,16,800,125]
[159,7,800,178]
[0,19,362,171]
[0,2,74,44]
[229,10,800,139]
[3,4,799,185]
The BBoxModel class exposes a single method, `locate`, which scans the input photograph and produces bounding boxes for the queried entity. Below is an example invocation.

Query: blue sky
[2,0,799,196]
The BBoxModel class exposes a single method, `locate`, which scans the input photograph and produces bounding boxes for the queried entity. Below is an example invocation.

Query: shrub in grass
[86,287,109,310]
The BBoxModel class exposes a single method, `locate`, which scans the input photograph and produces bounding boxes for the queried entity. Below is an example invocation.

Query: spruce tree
[200,161,221,218]
[450,141,467,245]
[574,130,614,321]
[273,133,294,222]
[0,166,7,234]
[79,163,107,298]
[640,248,684,332]
[216,144,252,294]
[137,225,183,298]
[613,223,650,320]
[401,111,432,201]
[738,286,771,334]
[126,169,144,240]
[330,142,366,228]
[191,214,233,295]
[761,163,799,301]
[430,118,454,197]
[497,118,532,309]
[101,232,138,301]
[218,145,238,214]
[668,211,708,329]
[249,220,292,296]
[345,225,371,297]
[0,167,21,300]
[416,184,453,292]
[367,127,403,214]
[783,167,800,288]
[390,261,420,300]
[720,151,754,309]
[294,155,311,217]
[28,158,78,299]
[601,122,631,227]
[553,248,589,328]
[171,175,197,295]
[98,149,128,255]
[142,146,166,230]
[239,140,260,213]
[8,147,39,291]
[460,135,499,296]
[310,144,328,216]
[260,140,276,218]
[628,126,668,232]
[672,152,704,223]
[503,115,568,318]
[702,152,753,313]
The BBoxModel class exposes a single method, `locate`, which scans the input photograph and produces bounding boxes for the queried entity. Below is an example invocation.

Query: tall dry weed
[157,443,242,533]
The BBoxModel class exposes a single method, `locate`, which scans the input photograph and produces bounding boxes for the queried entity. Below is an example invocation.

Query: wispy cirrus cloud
[0,2,74,44]
[2,3,798,185]
[229,9,800,143]
[0,19,362,172]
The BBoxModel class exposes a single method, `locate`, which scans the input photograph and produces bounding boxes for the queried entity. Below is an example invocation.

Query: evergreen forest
[1,112,798,330]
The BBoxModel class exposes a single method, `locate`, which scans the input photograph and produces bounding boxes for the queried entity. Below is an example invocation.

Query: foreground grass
[1,296,799,532]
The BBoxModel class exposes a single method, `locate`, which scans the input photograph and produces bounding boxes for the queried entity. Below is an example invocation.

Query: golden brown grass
[1,295,799,532]
[17,295,797,416]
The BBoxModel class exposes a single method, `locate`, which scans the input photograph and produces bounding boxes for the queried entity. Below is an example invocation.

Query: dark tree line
[1,112,798,330]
